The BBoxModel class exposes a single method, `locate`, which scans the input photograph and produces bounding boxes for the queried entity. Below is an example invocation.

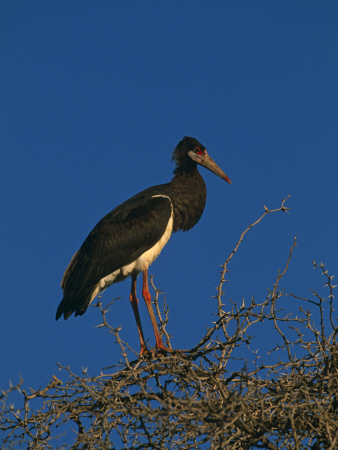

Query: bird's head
[172,136,231,183]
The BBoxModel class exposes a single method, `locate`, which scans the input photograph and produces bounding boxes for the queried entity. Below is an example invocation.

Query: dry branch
[1,198,337,449]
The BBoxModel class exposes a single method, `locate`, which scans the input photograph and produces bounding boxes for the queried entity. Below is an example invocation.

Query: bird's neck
[170,167,207,232]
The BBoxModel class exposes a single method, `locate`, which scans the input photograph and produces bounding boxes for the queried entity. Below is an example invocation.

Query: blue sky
[1,0,337,401]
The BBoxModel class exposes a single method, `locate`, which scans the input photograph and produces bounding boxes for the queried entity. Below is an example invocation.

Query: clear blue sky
[1,1,337,396]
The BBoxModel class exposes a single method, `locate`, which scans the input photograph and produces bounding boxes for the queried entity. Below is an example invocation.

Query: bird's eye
[194,147,203,155]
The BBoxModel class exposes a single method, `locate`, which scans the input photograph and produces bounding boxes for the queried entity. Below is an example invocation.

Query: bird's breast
[95,195,174,294]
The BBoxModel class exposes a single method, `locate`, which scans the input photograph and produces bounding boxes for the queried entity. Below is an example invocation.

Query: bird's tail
[56,288,94,320]
[55,297,74,320]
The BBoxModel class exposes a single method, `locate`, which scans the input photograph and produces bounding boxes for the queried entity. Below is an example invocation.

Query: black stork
[56,136,231,355]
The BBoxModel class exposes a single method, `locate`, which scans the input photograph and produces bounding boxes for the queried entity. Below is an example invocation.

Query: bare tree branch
[1,197,337,449]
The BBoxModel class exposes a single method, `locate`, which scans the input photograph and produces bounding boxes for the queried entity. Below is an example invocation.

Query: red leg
[129,273,149,356]
[142,269,173,353]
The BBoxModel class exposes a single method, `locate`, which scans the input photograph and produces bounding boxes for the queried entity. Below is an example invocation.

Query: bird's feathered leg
[129,273,149,356]
[142,269,173,353]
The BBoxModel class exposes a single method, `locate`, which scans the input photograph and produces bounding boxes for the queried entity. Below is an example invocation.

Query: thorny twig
[1,196,337,450]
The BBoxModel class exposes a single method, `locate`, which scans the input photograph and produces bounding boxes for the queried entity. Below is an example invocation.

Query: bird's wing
[61,194,173,296]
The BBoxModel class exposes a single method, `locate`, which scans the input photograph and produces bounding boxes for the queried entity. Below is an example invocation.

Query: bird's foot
[155,342,187,356]
[139,345,152,357]
[139,343,187,358]
[156,344,175,354]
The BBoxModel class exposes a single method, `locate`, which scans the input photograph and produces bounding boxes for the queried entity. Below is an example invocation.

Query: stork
[56,136,231,355]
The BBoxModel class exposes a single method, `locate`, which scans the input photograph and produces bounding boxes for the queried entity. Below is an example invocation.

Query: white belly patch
[89,195,173,304]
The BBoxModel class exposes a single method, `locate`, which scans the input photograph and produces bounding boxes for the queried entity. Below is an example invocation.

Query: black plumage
[56,136,231,354]
[58,195,172,318]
